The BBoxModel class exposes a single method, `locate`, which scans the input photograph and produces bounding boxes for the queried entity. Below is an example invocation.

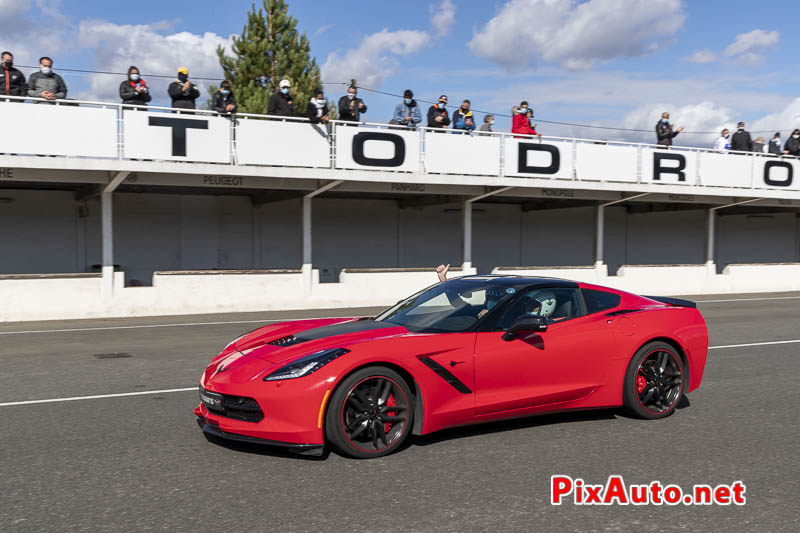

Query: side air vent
[268,335,298,346]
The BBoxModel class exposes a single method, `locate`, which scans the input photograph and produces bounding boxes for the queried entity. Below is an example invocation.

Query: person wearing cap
[338,84,367,123]
[268,79,294,117]
[427,95,450,129]
[730,121,753,153]
[212,80,237,115]
[390,89,422,128]
[168,67,200,111]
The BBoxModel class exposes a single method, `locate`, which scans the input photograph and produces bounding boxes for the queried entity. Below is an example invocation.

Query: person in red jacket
[512,102,541,138]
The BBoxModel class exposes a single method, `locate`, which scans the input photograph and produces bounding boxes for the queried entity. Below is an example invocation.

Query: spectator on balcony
[713,129,730,151]
[513,106,539,138]
[768,132,782,155]
[27,57,66,104]
[338,85,367,123]
[480,114,494,132]
[212,80,237,115]
[389,89,421,128]
[427,95,450,129]
[452,100,476,133]
[119,66,151,108]
[306,89,330,124]
[752,136,766,154]
[655,112,683,147]
[168,67,200,111]
[730,122,753,152]
[268,78,294,117]
[0,51,26,102]
[783,129,800,156]
[512,101,533,136]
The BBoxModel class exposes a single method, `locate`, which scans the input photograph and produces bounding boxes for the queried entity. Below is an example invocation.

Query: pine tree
[216,0,322,116]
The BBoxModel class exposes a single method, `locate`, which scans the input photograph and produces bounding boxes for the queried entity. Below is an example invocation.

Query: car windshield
[374,278,517,333]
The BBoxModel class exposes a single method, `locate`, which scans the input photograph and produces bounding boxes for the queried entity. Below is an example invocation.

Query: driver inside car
[435,264,507,319]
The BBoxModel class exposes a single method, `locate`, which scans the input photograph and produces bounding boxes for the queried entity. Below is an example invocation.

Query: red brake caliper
[384,394,396,433]
[637,374,647,394]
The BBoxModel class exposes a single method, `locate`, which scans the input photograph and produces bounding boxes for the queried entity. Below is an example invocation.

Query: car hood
[234,318,410,364]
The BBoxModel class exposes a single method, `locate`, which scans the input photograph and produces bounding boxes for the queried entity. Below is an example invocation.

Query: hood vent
[268,334,299,346]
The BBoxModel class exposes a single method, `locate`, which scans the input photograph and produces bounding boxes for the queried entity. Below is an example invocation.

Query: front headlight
[263,348,349,381]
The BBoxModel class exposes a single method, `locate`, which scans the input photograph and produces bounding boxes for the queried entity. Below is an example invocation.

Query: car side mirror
[502,315,547,341]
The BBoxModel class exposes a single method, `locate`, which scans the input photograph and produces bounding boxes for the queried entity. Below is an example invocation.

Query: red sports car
[195,276,708,458]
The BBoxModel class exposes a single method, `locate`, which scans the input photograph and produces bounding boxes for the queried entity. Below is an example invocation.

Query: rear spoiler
[643,296,697,309]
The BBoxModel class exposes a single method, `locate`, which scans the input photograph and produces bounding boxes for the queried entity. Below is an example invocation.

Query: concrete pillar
[594,204,605,269]
[705,208,716,274]
[302,196,312,296]
[462,201,472,270]
[101,191,114,299]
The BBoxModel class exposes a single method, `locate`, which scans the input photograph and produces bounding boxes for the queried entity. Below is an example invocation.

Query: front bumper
[195,413,324,456]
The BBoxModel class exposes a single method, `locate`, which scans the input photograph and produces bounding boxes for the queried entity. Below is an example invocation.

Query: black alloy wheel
[326,366,414,458]
[623,341,685,419]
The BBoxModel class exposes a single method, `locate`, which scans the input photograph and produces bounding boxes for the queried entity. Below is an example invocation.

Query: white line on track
[0,387,197,407]
[2,338,799,408]
[708,339,800,350]
[695,296,800,303]
[0,316,347,335]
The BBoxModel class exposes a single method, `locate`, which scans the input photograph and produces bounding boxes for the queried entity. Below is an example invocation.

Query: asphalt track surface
[1,294,799,532]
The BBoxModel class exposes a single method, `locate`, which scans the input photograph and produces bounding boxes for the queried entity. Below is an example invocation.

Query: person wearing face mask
[0,51,27,102]
[655,112,683,147]
[452,99,476,133]
[167,67,200,111]
[713,128,731,151]
[305,89,330,125]
[389,89,422,128]
[512,101,533,136]
[338,85,367,123]
[426,95,450,129]
[768,132,782,156]
[212,80,237,115]
[27,56,67,104]
[783,129,800,156]
[268,78,294,117]
[119,66,151,109]
[479,114,494,133]
[730,121,753,153]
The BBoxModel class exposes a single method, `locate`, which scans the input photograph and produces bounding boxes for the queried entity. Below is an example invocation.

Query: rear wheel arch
[324,361,424,440]
[633,336,690,391]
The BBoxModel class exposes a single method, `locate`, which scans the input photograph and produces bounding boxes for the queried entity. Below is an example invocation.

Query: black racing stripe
[269,320,399,347]
[420,357,472,394]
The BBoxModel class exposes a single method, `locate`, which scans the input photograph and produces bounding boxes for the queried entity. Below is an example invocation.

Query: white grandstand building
[1,96,799,321]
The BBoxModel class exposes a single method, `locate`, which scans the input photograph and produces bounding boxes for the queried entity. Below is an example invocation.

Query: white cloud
[75,19,232,104]
[468,0,685,70]
[0,0,73,64]
[750,97,800,135]
[321,29,430,87]
[615,101,734,145]
[315,24,333,36]
[683,50,717,64]
[723,29,779,66]
[429,0,456,37]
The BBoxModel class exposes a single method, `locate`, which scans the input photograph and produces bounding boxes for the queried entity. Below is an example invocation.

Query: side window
[582,289,621,315]
[497,288,585,330]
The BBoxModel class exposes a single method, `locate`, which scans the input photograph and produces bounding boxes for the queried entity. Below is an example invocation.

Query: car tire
[623,341,685,420]
[325,366,415,458]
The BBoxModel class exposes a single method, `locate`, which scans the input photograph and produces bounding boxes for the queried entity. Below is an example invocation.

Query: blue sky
[3,0,799,145]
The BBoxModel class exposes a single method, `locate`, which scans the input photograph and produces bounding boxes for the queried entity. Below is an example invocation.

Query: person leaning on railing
[452,99,476,133]
[389,89,422,128]
[426,95,450,129]
[306,88,330,125]
[479,114,494,132]
[0,51,26,102]
[27,56,67,104]
[168,67,200,111]
[212,80,237,115]
[119,66,151,109]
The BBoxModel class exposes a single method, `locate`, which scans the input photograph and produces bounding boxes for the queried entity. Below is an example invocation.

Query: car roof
[454,275,579,290]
